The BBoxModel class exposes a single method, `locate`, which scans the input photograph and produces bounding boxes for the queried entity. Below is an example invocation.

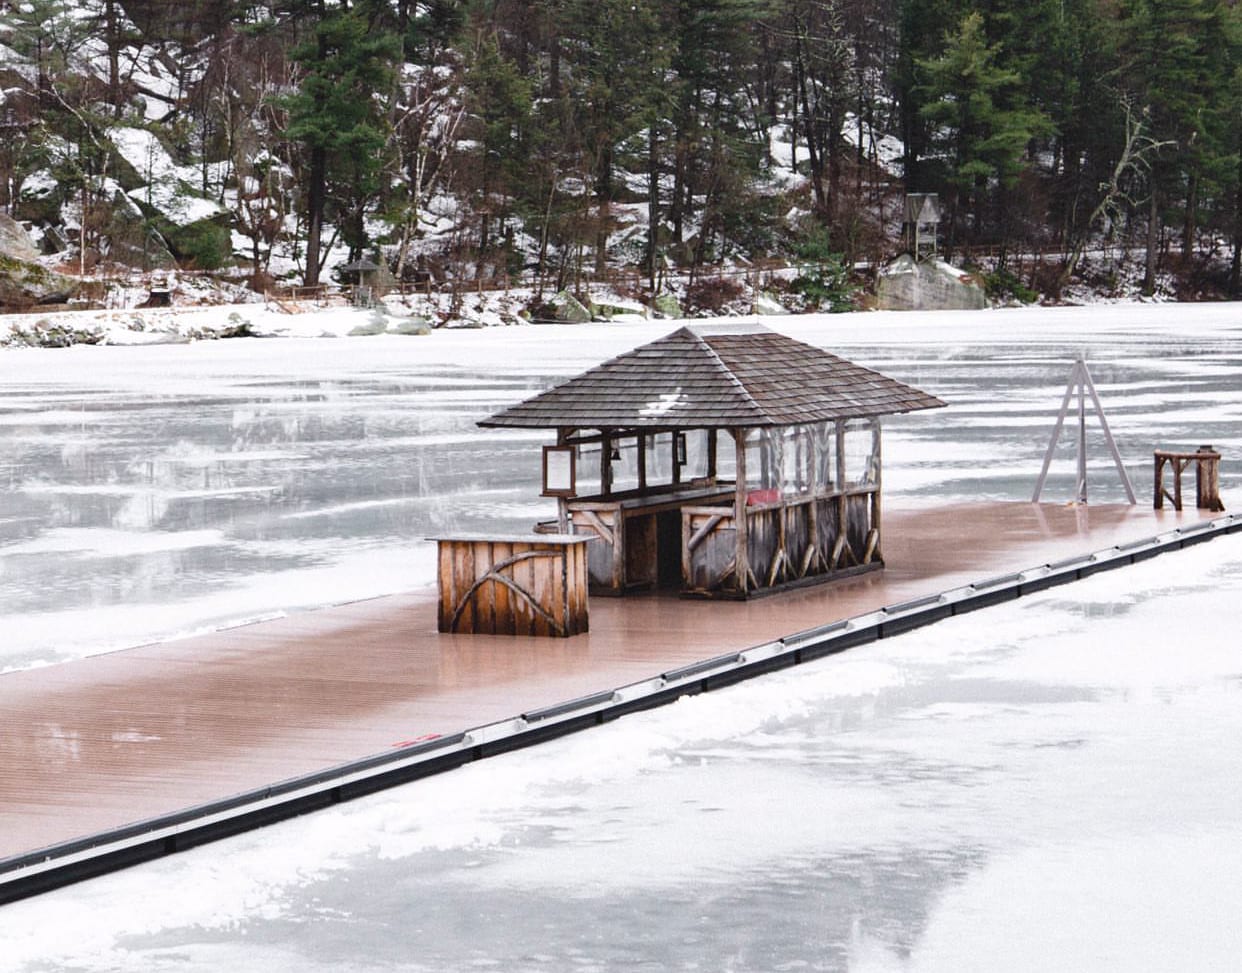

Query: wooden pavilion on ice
[480,323,945,600]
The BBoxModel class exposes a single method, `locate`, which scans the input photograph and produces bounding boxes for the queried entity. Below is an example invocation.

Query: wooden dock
[0,501,1224,877]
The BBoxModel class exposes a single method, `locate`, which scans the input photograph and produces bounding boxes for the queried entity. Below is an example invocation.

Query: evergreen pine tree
[283,0,399,286]
[917,11,1048,244]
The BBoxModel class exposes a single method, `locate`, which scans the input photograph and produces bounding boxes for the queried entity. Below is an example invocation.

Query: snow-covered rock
[0,212,39,261]
[876,253,986,311]
[550,289,592,323]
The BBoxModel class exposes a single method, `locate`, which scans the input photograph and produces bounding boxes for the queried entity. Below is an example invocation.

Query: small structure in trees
[902,193,941,260]
[479,324,945,599]
[340,257,381,307]
[879,192,986,311]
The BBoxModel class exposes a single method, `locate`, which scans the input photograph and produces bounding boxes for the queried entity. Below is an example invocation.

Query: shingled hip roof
[480,323,945,429]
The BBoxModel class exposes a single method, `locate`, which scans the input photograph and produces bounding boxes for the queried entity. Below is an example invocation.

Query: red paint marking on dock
[391,734,443,748]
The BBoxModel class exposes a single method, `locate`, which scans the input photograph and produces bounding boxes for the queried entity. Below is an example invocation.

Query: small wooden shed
[480,323,945,599]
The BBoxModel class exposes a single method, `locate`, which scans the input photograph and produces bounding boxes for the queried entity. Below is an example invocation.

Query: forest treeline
[2,0,1240,300]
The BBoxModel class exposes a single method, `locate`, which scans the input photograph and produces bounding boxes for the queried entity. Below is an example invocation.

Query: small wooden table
[436,534,593,637]
[1153,447,1225,512]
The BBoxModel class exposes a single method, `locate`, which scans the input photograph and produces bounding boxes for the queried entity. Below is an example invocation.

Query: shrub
[981,265,1038,304]
[167,218,232,270]
[788,227,857,312]
[683,275,745,315]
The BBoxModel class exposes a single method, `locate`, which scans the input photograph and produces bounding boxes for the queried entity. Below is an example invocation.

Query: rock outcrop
[0,214,77,307]
[876,254,986,311]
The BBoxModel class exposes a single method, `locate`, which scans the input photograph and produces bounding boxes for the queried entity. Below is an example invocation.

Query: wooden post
[733,428,749,596]
[1076,373,1087,503]
[557,427,571,532]
[601,430,613,496]
[835,420,847,564]
[871,418,883,561]
[637,433,647,491]
[707,429,718,481]
[1197,445,1224,511]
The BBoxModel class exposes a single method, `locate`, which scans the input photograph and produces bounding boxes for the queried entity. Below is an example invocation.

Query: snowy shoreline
[0,287,1222,350]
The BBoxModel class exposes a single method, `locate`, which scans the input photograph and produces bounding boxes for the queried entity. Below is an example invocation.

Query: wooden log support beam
[686,515,725,552]
[767,548,786,588]
[601,430,613,497]
[835,421,848,563]
[576,509,616,548]
[799,542,817,578]
[863,527,880,564]
[830,533,848,569]
[871,418,883,561]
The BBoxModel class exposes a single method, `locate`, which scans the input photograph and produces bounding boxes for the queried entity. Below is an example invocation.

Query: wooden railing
[683,486,881,598]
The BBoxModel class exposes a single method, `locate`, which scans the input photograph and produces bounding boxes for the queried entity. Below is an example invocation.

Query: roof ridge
[692,329,768,424]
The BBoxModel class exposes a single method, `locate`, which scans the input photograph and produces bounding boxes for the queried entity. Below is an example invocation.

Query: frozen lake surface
[2,303,1242,968]
[4,303,1241,672]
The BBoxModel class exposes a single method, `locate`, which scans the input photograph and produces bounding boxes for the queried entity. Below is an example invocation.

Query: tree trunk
[1182,169,1198,261]
[1231,156,1242,296]
[794,51,827,217]
[594,141,613,276]
[305,144,326,287]
[1143,183,1159,296]
[105,0,122,117]
[646,123,659,292]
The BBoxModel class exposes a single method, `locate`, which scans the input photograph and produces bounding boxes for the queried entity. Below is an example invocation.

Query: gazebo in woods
[480,323,945,600]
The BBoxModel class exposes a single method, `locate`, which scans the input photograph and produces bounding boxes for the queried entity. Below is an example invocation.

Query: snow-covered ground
[2,301,1242,968]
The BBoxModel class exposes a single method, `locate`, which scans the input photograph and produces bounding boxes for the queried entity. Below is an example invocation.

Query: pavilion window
[814,421,837,493]
[714,429,736,482]
[608,436,642,493]
[842,418,881,488]
[679,429,713,482]
[645,431,676,483]
[576,441,603,497]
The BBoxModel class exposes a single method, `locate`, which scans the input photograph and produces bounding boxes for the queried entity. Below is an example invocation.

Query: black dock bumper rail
[3,512,1238,904]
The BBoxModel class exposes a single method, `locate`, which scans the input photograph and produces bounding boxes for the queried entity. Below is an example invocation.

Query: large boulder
[876,253,986,311]
[588,292,647,320]
[652,292,683,318]
[753,291,788,315]
[0,212,39,261]
[0,254,78,308]
[0,214,77,307]
[550,289,592,323]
